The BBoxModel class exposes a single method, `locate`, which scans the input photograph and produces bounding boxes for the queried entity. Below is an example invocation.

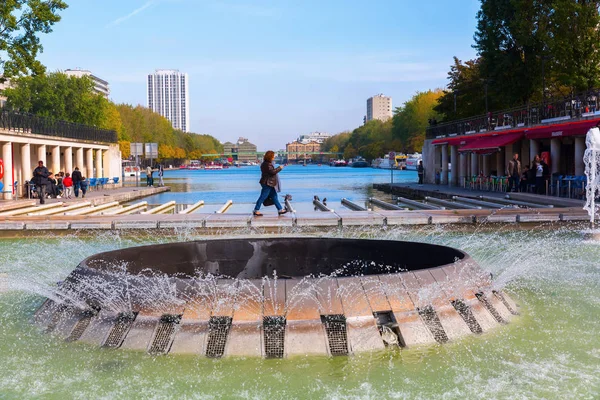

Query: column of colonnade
[2,142,13,200]
[86,148,94,179]
[37,144,46,166]
[482,155,490,176]
[64,146,73,174]
[459,152,467,187]
[76,147,84,173]
[95,149,103,179]
[496,148,505,177]
[450,145,458,186]
[0,137,121,199]
[470,152,478,176]
[441,145,448,184]
[575,137,585,176]
[21,143,31,195]
[51,146,60,175]
[550,138,561,175]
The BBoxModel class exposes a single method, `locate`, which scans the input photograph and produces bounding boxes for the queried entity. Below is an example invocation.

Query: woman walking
[253,150,286,216]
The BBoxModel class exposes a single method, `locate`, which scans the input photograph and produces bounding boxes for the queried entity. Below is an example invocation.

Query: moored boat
[350,157,369,168]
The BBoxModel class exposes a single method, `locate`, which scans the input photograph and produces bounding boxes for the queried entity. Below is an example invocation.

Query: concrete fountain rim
[74,236,471,280]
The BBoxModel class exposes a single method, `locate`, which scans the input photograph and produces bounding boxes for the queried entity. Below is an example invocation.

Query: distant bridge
[198,151,343,157]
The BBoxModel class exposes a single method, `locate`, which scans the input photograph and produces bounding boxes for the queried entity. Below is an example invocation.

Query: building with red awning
[423,117,600,187]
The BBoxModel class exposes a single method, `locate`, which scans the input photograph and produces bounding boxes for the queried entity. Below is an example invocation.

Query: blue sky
[38,0,480,150]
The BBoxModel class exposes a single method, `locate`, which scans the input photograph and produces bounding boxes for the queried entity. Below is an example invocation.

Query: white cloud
[106,1,156,28]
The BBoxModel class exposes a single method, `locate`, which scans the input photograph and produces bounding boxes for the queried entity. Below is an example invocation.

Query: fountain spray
[583,126,600,228]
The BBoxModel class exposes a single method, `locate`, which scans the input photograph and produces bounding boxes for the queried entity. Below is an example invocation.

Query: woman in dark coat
[253,150,286,216]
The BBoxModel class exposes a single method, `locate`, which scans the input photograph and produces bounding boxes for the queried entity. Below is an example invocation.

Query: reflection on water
[0,224,599,398]
[127,165,415,210]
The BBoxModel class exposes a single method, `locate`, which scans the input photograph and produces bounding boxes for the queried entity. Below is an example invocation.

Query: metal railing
[0,110,117,143]
[426,89,600,139]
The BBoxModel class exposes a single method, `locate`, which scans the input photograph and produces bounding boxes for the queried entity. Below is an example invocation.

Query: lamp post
[453,90,458,114]
[484,82,489,115]
[541,55,550,119]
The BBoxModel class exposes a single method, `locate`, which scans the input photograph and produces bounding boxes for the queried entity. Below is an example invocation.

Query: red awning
[459,131,524,154]
[525,118,600,140]
[431,134,486,146]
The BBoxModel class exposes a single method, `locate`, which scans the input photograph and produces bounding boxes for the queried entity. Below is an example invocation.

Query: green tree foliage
[4,72,110,126]
[323,90,442,158]
[433,57,487,119]
[0,0,68,79]
[115,104,223,161]
[473,0,549,109]
[342,143,357,160]
[436,1,600,122]
[549,0,600,92]
[3,72,223,162]
[393,90,443,152]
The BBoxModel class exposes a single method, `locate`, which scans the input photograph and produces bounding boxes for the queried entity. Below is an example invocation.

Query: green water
[0,225,598,399]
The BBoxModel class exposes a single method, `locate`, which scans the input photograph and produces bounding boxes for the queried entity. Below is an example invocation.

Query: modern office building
[297,131,331,144]
[147,69,190,132]
[366,94,393,122]
[64,69,110,99]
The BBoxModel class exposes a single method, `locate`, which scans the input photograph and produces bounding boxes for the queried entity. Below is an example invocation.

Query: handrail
[426,88,600,140]
[0,110,117,143]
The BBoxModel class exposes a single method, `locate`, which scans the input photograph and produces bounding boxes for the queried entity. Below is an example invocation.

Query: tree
[343,143,357,160]
[119,141,131,159]
[173,147,186,160]
[549,0,600,92]
[434,57,487,120]
[4,72,110,126]
[393,90,443,152]
[0,0,68,79]
[473,0,550,108]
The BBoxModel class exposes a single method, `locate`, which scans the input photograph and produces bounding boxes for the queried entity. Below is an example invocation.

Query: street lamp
[453,90,458,114]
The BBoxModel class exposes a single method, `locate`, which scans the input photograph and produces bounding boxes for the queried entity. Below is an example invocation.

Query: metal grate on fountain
[321,314,349,356]
[103,312,138,348]
[66,308,99,342]
[205,316,232,358]
[418,306,449,343]
[452,299,483,334]
[148,314,181,355]
[476,292,506,324]
[263,316,286,358]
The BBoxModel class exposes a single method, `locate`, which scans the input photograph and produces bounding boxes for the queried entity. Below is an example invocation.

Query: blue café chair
[89,178,98,191]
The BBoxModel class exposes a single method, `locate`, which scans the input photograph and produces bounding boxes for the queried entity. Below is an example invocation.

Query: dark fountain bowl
[34,237,519,357]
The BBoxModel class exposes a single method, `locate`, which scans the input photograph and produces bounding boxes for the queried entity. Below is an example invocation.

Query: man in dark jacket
[32,161,50,204]
[506,153,521,192]
[417,160,424,184]
[72,167,83,197]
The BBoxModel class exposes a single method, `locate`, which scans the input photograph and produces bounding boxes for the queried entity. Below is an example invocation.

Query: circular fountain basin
[34,237,519,357]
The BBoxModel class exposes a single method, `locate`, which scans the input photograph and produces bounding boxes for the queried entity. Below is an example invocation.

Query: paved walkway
[0,185,169,210]
[374,182,586,208]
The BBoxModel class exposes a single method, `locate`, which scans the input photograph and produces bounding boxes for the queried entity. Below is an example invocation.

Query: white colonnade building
[0,111,121,200]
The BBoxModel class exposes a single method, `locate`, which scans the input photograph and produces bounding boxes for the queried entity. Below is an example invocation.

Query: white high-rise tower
[147,69,190,132]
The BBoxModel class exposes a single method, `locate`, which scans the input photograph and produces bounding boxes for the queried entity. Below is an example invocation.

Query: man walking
[32,161,50,204]
[72,167,83,197]
[146,165,153,187]
[417,160,424,184]
[157,164,164,187]
[506,153,521,192]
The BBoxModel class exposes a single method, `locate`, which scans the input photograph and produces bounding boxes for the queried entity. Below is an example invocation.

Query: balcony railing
[426,89,600,140]
[0,110,117,143]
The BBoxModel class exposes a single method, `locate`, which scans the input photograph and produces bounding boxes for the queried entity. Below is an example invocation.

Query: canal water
[132,165,414,212]
[0,224,598,399]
